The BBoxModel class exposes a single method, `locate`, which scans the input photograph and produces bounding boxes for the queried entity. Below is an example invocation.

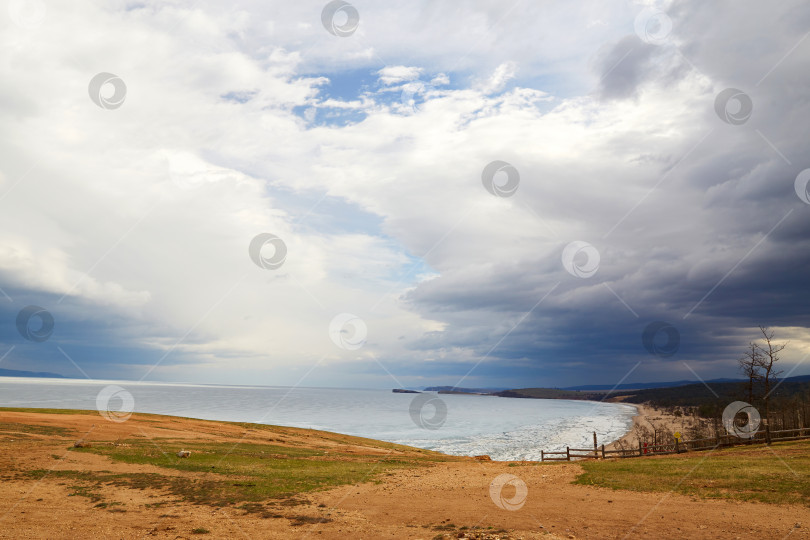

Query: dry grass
[576,439,810,506]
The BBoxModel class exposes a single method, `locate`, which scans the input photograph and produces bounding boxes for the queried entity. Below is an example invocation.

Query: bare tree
[756,326,787,444]
[738,342,763,403]
[645,416,660,446]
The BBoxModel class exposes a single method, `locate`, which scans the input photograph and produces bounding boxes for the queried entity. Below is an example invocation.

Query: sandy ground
[0,410,807,539]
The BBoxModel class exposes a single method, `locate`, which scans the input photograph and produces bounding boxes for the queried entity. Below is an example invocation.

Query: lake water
[0,377,636,461]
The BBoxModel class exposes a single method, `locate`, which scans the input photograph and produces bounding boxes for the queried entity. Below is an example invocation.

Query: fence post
[601,444,605,459]
[593,432,598,457]
[566,447,570,461]
[541,450,544,462]
[638,441,642,456]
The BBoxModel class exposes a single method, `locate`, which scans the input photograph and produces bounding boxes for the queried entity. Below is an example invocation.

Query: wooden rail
[539,428,810,462]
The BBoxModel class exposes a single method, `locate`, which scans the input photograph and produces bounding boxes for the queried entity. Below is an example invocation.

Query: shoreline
[604,402,643,451]
[0,399,641,462]
[603,402,695,451]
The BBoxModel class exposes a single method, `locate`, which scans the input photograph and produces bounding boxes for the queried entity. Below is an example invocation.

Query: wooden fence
[540,427,810,462]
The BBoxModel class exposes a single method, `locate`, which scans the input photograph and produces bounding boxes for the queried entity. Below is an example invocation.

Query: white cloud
[377,66,423,85]
[1,0,808,387]
[478,62,517,94]
[430,73,450,86]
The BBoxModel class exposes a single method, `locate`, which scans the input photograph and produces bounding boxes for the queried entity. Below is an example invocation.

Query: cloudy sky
[1,0,809,389]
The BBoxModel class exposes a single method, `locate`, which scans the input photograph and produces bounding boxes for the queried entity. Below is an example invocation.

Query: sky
[1,0,809,389]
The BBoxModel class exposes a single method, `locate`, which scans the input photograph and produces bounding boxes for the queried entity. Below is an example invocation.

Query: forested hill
[0,368,67,379]
[615,378,810,415]
[499,375,810,417]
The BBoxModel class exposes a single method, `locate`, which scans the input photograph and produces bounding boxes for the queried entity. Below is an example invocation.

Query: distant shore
[604,403,691,451]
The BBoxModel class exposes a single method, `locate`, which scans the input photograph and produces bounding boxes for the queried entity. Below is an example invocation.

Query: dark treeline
[615,382,810,448]
[618,379,810,419]
[620,326,809,441]
[503,328,809,445]
[609,379,810,449]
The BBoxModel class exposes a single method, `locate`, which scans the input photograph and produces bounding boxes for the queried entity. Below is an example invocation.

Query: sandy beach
[1,408,807,539]
[604,403,695,451]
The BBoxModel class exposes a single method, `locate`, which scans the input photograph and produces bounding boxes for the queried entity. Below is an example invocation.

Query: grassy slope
[575,439,810,506]
[1,408,459,512]
[67,439,428,503]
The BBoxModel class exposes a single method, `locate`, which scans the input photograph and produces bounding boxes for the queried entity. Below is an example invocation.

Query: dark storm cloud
[401,0,810,385]
[0,286,200,380]
[596,36,659,100]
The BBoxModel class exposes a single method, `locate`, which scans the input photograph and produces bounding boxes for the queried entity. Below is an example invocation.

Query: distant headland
[0,368,68,379]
